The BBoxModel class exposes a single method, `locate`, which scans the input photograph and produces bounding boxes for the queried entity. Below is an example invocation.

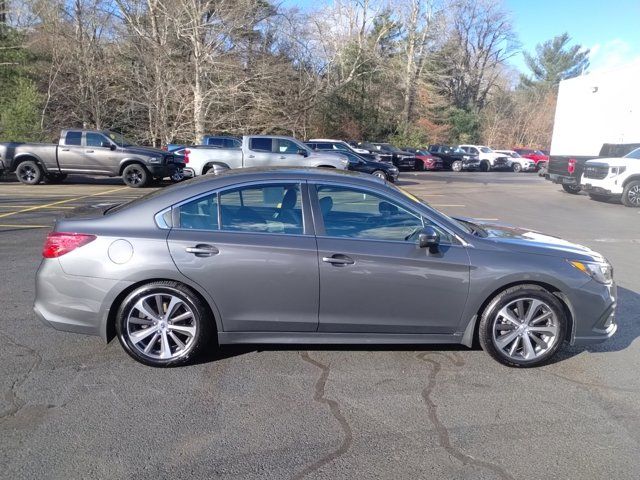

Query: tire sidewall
[115,283,209,367]
[512,163,522,173]
[452,161,462,172]
[16,160,43,185]
[122,163,149,188]
[372,170,386,180]
[479,287,567,367]
[622,180,640,208]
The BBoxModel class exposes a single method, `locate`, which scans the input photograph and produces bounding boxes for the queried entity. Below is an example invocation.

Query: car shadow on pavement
[195,286,639,367]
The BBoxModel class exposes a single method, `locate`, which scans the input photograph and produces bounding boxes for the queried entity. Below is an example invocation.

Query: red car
[402,148,443,170]
[513,148,549,169]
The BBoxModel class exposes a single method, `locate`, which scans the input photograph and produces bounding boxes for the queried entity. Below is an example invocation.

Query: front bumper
[568,280,617,346]
[462,160,481,170]
[581,179,622,196]
[394,156,417,169]
[147,162,179,179]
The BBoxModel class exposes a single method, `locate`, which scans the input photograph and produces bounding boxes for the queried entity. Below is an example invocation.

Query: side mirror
[417,226,440,251]
[104,142,116,150]
[297,148,308,157]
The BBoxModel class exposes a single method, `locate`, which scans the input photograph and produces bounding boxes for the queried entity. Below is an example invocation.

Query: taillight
[42,232,96,258]
[183,149,190,164]
[567,158,576,174]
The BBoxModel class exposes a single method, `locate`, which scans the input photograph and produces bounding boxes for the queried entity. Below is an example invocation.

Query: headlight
[569,260,613,284]
[148,157,162,164]
[610,166,626,176]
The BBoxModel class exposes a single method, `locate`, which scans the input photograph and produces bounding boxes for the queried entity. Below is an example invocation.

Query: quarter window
[315,185,423,242]
[219,184,303,235]
[65,131,82,146]
[178,193,219,231]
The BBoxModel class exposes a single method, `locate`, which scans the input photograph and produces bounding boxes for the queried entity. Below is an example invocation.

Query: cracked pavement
[1,172,639,479]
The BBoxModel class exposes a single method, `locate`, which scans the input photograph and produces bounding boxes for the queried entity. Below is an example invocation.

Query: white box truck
[546,63,640,198]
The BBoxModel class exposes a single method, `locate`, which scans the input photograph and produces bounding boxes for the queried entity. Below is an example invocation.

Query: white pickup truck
[581,147,640,207]
[458,145,509,172]
[175,135,348,177]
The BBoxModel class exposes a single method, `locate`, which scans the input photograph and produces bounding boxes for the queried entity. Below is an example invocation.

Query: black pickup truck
[546,142,640,193]
[0,129,181,187]
[427,144,481,171]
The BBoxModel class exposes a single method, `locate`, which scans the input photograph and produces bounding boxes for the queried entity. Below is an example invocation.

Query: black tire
[478,285,567,368]
[479,160,491,172]
[451,160,463,172]
[16,160,43,185]
[512,163,522,173]
[562,184,581,194]
[122,163,150,188]
[621,180,640,207]
[588,193,610,202]
[415,160,425,171]
[43,173,67,184]
[371,170,387,180]
[115,281,214,367]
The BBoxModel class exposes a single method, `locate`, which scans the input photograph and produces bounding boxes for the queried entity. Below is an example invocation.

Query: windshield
[479,146,493,153]
[106,131,136,147]
[624,148,640,159]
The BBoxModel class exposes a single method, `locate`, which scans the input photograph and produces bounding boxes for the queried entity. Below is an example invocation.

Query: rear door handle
[248,154,255,159]
[322,254,354,266]
[185,244,219,257]
[61,148,69,151]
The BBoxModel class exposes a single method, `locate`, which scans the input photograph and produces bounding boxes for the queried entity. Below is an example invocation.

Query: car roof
[307,139,344,143]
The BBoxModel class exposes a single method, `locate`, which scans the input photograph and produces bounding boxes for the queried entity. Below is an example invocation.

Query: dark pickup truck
[0,129,180,187]
[546,142,640,193]
[427,144,481,171]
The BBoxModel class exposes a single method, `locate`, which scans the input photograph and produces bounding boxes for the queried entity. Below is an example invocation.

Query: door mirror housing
[417,226,440,250]
[297,148,308,157]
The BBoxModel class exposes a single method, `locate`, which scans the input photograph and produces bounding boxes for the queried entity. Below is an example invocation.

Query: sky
[283,0,640,75]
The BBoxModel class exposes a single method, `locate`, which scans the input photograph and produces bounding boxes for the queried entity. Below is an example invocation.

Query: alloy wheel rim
[628,186,640,206]
[492,297,559,361]
[127,169,142,184]
[20,166,36,181]
[374,171,385,179]
[126,292,197,360]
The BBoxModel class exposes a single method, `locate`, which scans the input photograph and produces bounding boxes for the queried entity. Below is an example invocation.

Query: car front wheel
[116,281,213,367]
[622,180,640,207]
[512,163,522,173]
[451,160,462,172]
[122,163,150,188]
[372,170,387,180]
[479,285,566,367]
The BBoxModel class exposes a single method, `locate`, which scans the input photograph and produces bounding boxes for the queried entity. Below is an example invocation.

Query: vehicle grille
[583,164,609,180]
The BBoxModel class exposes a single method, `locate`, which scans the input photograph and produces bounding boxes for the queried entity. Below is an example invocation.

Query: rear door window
[65,131,82,146]
[249,137,273,152]
[177,193,219,231]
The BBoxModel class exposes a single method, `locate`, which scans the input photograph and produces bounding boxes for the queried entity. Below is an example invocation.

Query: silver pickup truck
[0,129,180,187]
[175,135,348,177]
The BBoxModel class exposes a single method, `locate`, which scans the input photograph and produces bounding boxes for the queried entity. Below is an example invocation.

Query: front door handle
[322,254,354,266]
[61,148,70,151]
[185,244,219,257]
[248,154,255,159]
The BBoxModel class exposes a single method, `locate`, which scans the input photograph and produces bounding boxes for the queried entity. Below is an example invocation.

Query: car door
[311,183,470,334]
[83,132,116,173]
[166,181,320,332]
[245,137,275,167]
[56,131,86,171]
[273,138,307,166]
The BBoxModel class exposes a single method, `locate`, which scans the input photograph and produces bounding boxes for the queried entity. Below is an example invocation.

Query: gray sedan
[34,168,617,367]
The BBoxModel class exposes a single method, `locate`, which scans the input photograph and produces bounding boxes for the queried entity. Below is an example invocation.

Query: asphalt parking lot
[1,171,639,479]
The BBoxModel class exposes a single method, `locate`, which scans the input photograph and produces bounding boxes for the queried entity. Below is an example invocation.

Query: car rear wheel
[480,160,491,172]
[479,285,566,367]
[451,160,462,172]
[512,163,522,173]
[122,163,150,188]
[116,281,213,367]
[372,170,387,180]
[16,160,43,185]
[562,184,581,194]
[622,180,640,207]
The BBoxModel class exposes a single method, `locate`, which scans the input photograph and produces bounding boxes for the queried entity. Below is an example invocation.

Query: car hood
[124,146,167,156]
[457,218,604,261]
[311,151,348,163]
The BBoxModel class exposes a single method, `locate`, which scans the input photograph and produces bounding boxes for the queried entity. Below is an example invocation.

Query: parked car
[401,148,443,170]
[171,135,347,177]
[370,143,417,170]
[357,142,393,163]
[34,167,617,368]
[458,145,508,172]
[513,148,549,170]
[580,147,640,207]
[427,145,481,171]
[310,147,398,182]
[305,139,381,162]
[494,150,536,173]
[547,143,640,194]
[0,130,180,188]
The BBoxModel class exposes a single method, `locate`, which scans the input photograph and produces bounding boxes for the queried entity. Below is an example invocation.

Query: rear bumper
[34,259,132,340]
[547,173,579,185]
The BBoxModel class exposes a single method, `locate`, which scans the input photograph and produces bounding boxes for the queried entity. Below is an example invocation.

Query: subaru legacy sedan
[35,168,616,367]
